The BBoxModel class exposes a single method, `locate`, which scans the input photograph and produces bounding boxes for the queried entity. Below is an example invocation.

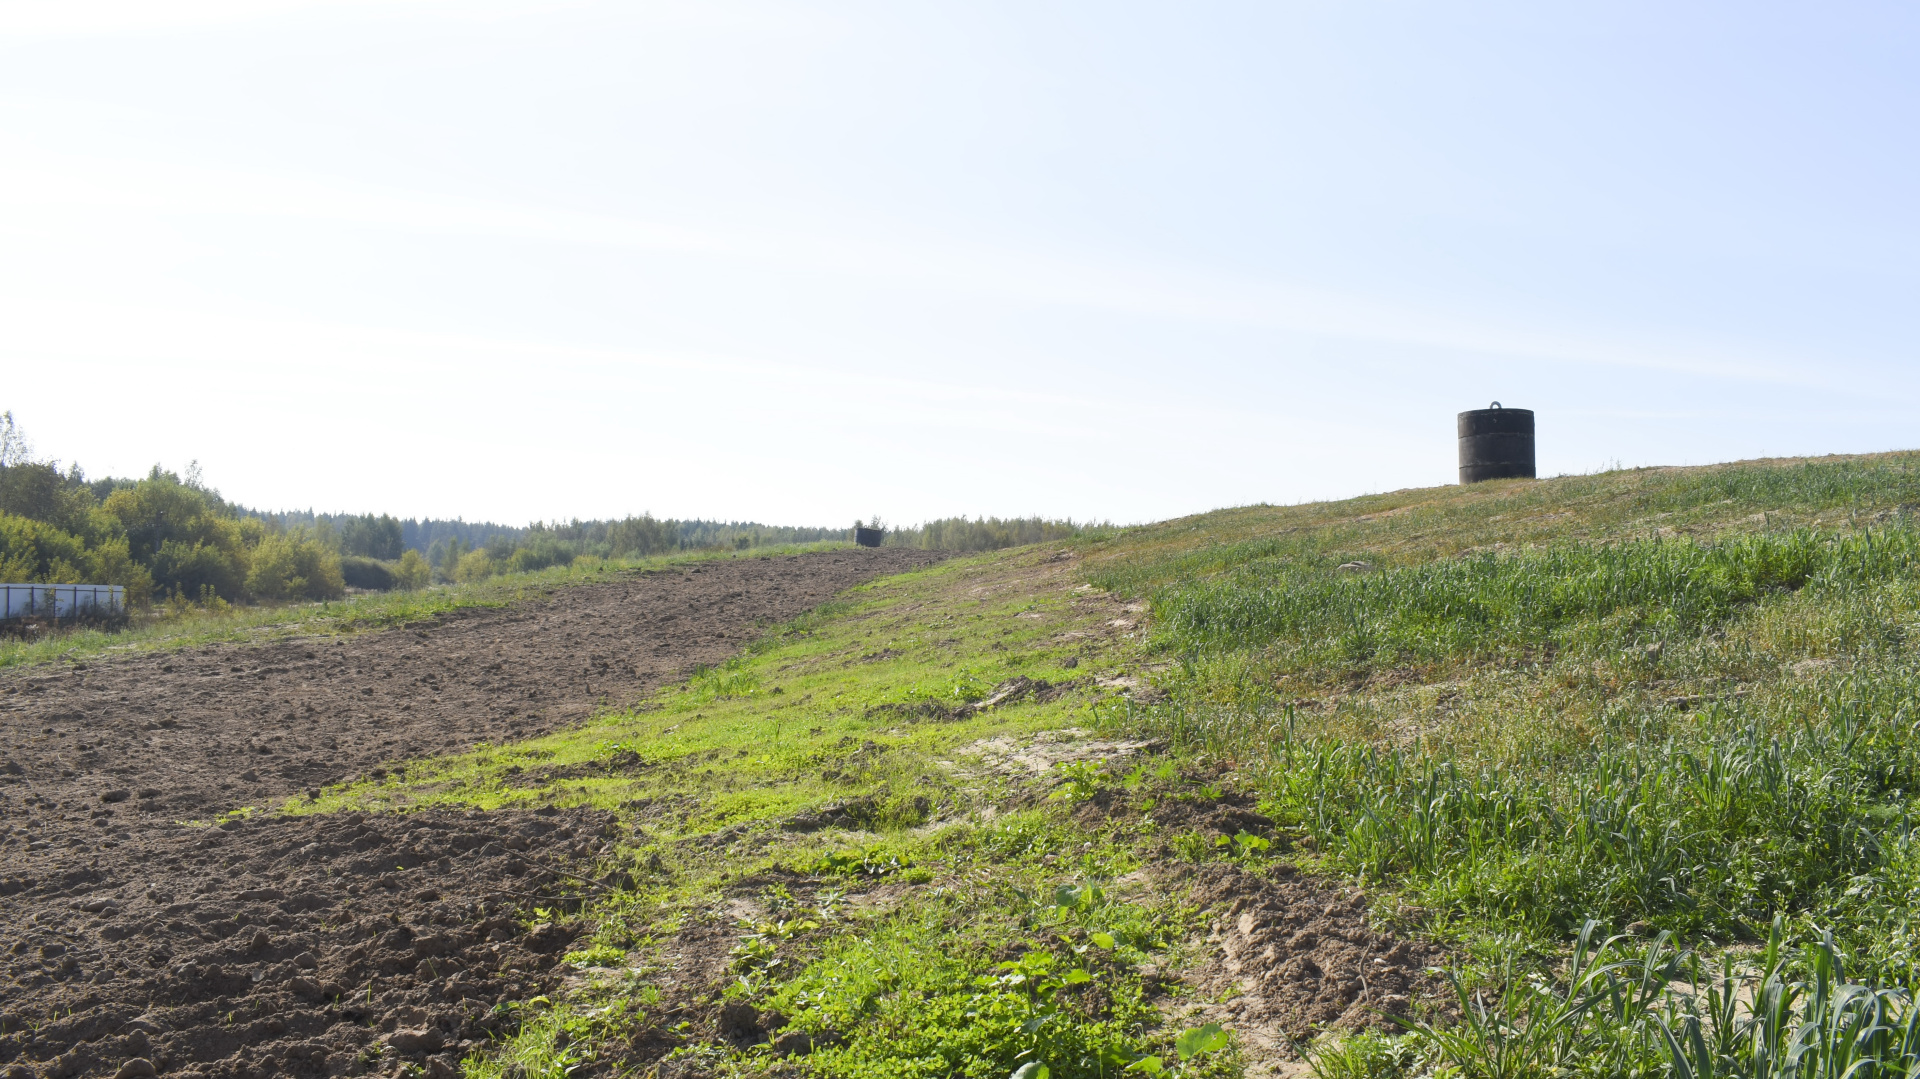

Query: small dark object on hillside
[852,526,884,548]
[1458,402,1535,483]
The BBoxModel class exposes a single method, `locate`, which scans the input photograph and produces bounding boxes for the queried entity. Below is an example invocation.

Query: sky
[3,1,1918,527]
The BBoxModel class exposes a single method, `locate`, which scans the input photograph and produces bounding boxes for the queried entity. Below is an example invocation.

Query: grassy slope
[145,452,1920,1078]
[303,545,1245,1078]
[1083,456,1920,942]
[1081,454,1920,1078]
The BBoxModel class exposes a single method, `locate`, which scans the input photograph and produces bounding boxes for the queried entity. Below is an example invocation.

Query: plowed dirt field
[0,548,942,1079]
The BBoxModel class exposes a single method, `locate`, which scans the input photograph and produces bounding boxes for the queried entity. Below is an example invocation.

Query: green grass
[1084,451,1920,597]
[307,545,1248,1078]
[1093,524,1920,976]
[1154,527,1920,673]
[749,827,1208,1079]
[292,550,1097,827]
[1127,694,1917,948]
[1308,918,1920,1079]
[227,450,1920,1078]
[1068,453,1920,1077]
[0,540,854,671]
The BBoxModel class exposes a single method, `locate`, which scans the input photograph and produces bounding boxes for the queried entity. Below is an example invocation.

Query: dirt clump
[0,806,619,1078]
[1172,863,1450,1072]
[1077,783,1271,839]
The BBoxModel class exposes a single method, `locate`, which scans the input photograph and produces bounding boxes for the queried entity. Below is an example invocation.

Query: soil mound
[0,806,614,1078]
[1177,863,1450,1067]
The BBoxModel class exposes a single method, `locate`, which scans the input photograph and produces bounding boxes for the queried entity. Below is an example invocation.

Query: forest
[0,413,1095,608]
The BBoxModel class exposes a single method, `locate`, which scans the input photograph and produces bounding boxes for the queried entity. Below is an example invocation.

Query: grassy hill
[164,454,1920,1076]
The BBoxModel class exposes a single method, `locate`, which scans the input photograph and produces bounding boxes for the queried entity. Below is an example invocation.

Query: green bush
[453,549,496,583]
[432,537,470,583]
[105,470,253,565]
[244,532,346,601]
[599,514,680,555]
[148,538,247,602]
[393,549,431,591]
[5,444,421,609]
[338,556,398,591]
[105,472,258,602]
[0,511,95,582]
[506,534,576,573]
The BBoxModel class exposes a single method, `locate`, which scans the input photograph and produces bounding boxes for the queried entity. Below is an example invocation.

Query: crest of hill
[1083,449,1920,595]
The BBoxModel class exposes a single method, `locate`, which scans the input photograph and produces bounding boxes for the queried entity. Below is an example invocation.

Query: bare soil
[0,549,941,823]
[0,806,614,1079]
[1088,780,1452,1076]
[1177,863,1452,1075]
[0,549,942,1079]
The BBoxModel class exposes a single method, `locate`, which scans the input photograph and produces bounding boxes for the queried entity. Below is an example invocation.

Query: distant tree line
[249,510,851,559]
[878,516,1103,551]
[245,510,853,587]
[405,518,860,585]
[0,411,1109,606]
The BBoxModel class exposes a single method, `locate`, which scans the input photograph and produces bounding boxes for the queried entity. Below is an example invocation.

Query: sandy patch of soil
[953,728,1160,778]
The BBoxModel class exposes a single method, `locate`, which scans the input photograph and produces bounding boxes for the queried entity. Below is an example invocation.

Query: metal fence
[0,584,126,620]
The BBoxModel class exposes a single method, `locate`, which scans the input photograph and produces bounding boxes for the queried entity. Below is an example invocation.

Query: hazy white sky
[4,1,1917,526]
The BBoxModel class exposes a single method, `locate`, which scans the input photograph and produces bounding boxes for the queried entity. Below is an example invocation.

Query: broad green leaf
[1009,1064,1050,1079]
[1090,931,1117,949]
[1175,1023,1230,1060]
[1126,1056,1166,1075]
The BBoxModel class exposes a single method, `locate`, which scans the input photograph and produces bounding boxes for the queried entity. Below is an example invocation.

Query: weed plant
[1103,530,1920,977]
[1311,918,1920,1079]
[754,861,1199,1078]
